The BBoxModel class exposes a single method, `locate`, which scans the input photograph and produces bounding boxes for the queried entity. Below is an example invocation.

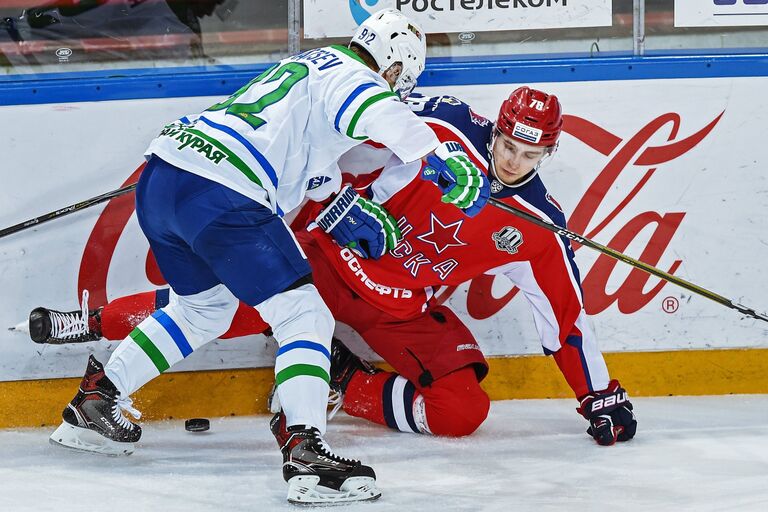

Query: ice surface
[1,395,766,511]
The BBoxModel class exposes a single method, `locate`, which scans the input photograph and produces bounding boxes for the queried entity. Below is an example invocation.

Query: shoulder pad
[405,93,465,116]
[509,175,568,226]
[409,94,493,132]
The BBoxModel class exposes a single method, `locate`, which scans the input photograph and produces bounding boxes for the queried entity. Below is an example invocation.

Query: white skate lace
[48,289,91,339]
[111,395,142,430]
[313,431,356,464]
[327,390,344,421]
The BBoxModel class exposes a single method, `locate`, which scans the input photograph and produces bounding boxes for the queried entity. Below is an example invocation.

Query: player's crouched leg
[419,366,490,437]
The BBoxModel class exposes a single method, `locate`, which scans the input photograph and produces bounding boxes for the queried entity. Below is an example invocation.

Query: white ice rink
[1,395,767,512]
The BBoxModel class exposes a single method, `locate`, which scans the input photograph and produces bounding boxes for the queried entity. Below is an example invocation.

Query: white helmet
[350,8,426,99]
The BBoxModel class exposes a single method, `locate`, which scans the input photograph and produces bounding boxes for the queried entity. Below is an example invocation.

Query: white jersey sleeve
[326,59,438,163]
[337,142,396,176]
[356,99,438,163]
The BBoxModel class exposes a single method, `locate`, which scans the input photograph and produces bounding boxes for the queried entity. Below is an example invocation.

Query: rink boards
[1,75,767,427]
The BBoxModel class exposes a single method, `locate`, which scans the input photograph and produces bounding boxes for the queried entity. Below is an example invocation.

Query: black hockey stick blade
[0,183,137,240]
[488,197,768,324]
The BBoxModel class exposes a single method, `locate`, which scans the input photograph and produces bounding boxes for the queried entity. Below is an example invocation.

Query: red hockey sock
[220,301,270,339]
[342,370,396,428]
[100,290,270,341]
[341,366,489,437]
[100,291,155,340]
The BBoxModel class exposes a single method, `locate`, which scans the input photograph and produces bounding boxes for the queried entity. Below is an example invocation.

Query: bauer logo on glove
[421,141,490,217]
[577,379,637,446]
[316,186,401,259]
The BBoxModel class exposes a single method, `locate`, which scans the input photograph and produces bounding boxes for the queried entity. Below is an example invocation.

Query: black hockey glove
[576,379,637,446]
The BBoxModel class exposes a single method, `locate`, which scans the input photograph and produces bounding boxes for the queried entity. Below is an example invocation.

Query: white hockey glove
[316,186,401,259]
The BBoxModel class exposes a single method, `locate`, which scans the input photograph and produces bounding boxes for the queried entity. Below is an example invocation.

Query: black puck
[185,418,210,432]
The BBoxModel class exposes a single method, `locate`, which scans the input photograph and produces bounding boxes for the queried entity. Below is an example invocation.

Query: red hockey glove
[576,379,637,446]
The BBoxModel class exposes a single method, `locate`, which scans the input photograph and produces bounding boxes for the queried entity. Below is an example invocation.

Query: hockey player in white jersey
[48,9,490,505]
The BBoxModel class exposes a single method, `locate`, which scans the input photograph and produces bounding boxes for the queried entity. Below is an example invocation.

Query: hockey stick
[0,183,137,240]
[488,197,768,323]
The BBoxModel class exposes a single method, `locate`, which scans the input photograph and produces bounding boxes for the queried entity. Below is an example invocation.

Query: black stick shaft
[0,183,137,240]
[488,197,768,323]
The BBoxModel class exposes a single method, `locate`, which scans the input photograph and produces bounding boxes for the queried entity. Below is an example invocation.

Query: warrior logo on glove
[316,186,401,260]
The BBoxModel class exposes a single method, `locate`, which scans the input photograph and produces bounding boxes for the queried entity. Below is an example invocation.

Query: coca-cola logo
[78,111,723,320]
[445,110,724,319]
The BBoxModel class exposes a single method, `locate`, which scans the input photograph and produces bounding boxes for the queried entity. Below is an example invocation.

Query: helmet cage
[487,128,559,189]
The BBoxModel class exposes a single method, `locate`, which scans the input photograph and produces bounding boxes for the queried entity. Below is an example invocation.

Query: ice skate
[328,337,379,419]
[50,355,141,456]
[270,412,381,505]
[29,290,102,344]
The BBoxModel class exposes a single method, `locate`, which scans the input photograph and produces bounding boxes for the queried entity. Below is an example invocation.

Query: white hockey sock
[104,309,190,396]
[105,285,237,396]
[256,284,334,433]
[275,336,331,433]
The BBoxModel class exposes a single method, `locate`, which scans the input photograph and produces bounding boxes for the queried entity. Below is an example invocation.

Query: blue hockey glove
[577,379,637,446]
[316,185,401,259]
[421,141,490,217]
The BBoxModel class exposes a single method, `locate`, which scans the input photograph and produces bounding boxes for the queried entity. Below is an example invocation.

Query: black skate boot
[270,412,381,505]
[328,337,379,419]
[50,355,141,456]
[29,290,102,344]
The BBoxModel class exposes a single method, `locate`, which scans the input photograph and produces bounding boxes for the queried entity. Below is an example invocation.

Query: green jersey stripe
[346,91,398,140]
[129,327,170,373]
[184,128,265,188]
[330,44,369,67]
[275,363,331,385]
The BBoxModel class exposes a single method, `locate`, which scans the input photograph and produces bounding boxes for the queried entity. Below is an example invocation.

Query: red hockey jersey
[302,94,610,395]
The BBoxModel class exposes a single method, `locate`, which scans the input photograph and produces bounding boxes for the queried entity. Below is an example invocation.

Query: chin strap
[486,128,557,191]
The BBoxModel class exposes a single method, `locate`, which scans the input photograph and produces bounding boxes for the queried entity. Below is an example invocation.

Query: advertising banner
[1,76,767,382]
[675,0,768,27]
[303,0,612,38]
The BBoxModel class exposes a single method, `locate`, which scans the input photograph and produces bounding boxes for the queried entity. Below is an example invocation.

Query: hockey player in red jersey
[30,87,636,446]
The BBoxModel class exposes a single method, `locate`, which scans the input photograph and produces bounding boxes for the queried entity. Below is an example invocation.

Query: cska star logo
[492,226,524,255]
[416,213,467,254]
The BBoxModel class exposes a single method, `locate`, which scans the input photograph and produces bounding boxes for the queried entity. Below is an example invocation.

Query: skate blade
[49,422,135,457]
[287,475,381,506]
[8,320,29,334]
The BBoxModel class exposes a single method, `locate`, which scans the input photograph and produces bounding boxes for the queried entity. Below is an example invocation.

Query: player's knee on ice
[421,367,490,437]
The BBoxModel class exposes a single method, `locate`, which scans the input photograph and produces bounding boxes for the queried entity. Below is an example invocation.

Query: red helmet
[496,87,563,147]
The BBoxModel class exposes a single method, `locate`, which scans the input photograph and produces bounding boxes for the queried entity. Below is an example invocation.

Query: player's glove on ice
[316,185,401,259]
[577,379,637,446]
[421,141,490,217]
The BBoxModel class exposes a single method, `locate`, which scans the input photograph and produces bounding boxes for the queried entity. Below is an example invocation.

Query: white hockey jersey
[144,45,438,215]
